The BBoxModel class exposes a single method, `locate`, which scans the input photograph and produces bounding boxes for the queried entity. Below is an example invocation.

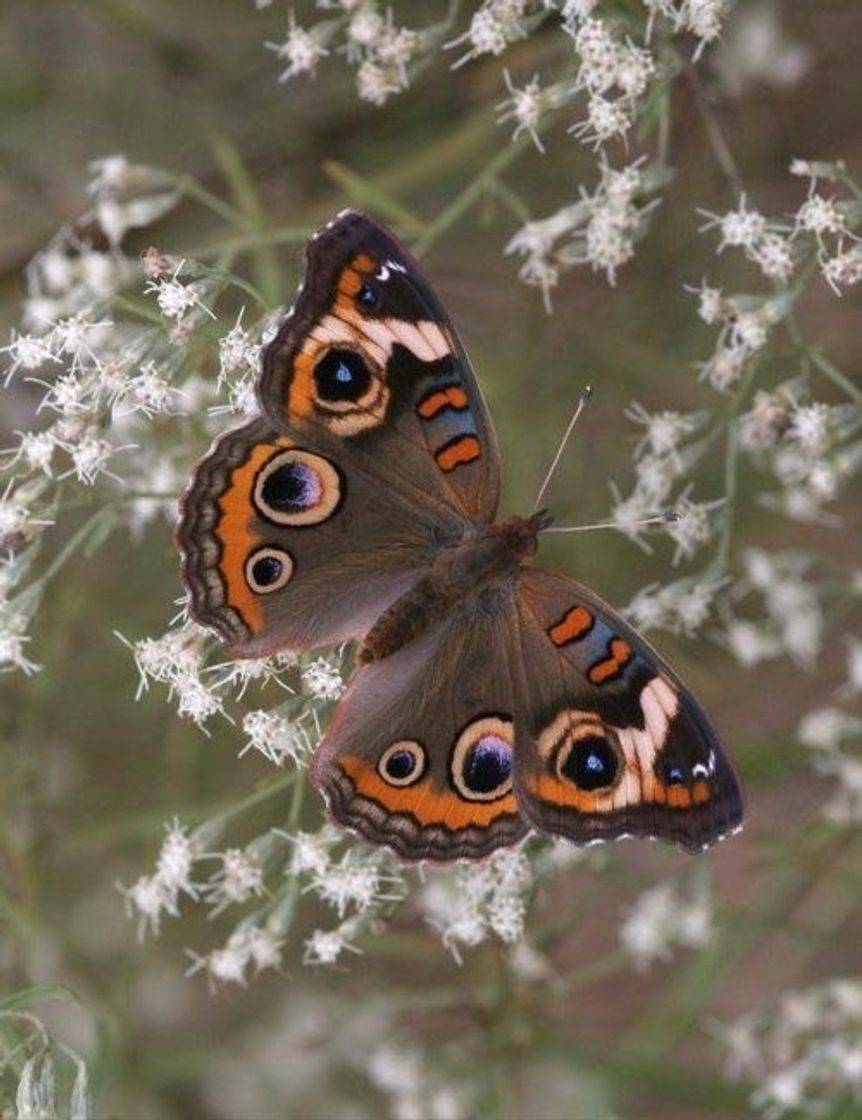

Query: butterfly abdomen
[357,517,543,664]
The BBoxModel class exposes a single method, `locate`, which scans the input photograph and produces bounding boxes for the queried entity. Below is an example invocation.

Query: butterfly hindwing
[511,567,744,852]
[177,416,453,657]
[310,586,528,861]
[257,210,502,523]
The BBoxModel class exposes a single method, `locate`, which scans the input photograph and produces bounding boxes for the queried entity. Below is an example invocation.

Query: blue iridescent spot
[314,348,371,403]
[664,763,686,785]
[385,750,415,781]
[357,280,379,309]
[464,735,512,795]
[261,461,321,513]
[561,736,618,791]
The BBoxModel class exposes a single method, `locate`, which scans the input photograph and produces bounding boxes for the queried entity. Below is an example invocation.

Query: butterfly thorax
[357,512,551,664]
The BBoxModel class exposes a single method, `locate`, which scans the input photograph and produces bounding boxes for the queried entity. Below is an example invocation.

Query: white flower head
[301,655,343,701]
[267,13,330,81]
[497,71,547,152]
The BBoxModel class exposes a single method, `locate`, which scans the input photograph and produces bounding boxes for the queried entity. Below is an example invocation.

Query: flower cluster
[717,978,862,1119]
[420,846,533,963]
[618,873,713,971]
[265,2,423,107]
[507,158,665,306]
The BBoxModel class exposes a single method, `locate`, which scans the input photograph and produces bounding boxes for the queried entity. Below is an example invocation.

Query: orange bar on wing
[549,605,594,646]
[417,385,469,419]
[435,435,481,471]
[588,638,632,684]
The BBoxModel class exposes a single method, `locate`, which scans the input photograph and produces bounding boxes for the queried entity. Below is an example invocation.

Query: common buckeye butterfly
[177,211,744,862]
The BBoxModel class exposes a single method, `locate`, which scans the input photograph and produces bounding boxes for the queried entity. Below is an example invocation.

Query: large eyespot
[557,734,619,792]
[378,741,426,787]
[536,709,622,794]
[245,546,294,594]
[356,280,380,310]
[450,715,514,802]
[314,348,372,405]
[253,449,342,527]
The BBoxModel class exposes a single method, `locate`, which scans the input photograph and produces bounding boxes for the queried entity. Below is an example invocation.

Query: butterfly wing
[257,210,501,523]
[177,416,459,657]
[511,567,744,852]
[179,210,503,657]
[310,585,528,861]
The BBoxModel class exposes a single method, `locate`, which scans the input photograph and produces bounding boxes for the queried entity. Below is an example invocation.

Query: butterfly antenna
[531,385,593,514]
[544,510,681,534]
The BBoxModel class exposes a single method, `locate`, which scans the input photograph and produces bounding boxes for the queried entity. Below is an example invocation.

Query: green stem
[411,127,539,258]
[171,173,244,228]
[809,348,862,404]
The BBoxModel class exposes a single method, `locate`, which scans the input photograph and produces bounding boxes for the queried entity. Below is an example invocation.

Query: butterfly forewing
[257,211,502,523]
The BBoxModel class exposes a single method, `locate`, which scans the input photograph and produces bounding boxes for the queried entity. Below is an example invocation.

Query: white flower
[497,71,547,152]
[1,330,58,386]
[693,281,727,324]
[678,0,726,59]
[144,261,215,321]
[572,93,632,149]
[571,17,620,92]
[186,937,250,990]
[288,827,338,877]
[447,2,529,69]
[356,59,399,106]
[218,313,261,378]
[267,14,329,81]
[697,342,747,391]
[788,402,832,454]
[245,924,285,974]
[625,402,706,458]
[620,877,713,971]
[0,608,40,675]
[303,924,360,965]
[723,620,780,667]
[0,490,51,549]
[205,848,265,915]
[311,852,396,916]
[64,431,119,485]
[12,430,58,476]
[240,709,309,766]
[666,494,723,565]
[795,192,846,242]
[175,674,224,727]
[155,820,199,901]
[301,656,343,700]
[821,245,862,294]
[119,874,177,941]
[706,196,768,253]
[752,232,795,283]
[122,362,182,416]
[619,882,676,969]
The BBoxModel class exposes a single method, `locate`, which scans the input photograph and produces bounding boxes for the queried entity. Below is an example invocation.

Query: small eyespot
[451,716,514,802]
[557,734,619,792]
[245,547,294,594]
[357,280,380,310]
[378,741,426,787]
[253,449,342,527]
[664,763,686,786]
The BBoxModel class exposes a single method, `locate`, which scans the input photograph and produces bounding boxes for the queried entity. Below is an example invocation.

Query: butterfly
[177,210,744,862]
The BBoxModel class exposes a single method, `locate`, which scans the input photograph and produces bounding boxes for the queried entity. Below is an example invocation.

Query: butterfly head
[496,510,554,561]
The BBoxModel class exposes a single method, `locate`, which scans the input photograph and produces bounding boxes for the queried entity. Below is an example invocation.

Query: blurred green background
[1,2,860,1118]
